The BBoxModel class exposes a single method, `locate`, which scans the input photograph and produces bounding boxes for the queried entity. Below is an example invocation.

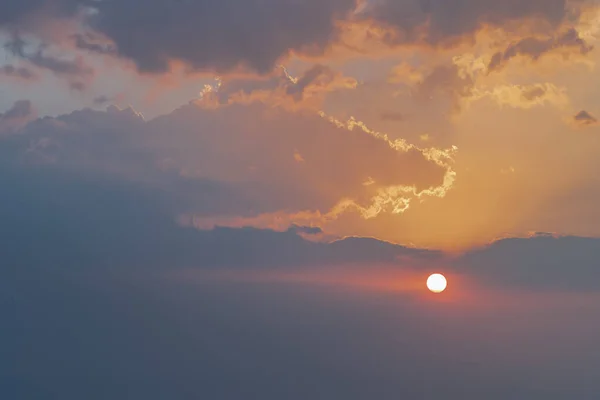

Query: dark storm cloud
[574,110,598,126]
[488,28,593,72]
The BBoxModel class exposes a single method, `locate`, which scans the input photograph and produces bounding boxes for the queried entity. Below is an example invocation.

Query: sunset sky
[4,1,600,398]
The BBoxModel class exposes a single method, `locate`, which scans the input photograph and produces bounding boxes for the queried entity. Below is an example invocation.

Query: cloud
[72,33,117,55]
[573,110,598,126]
[92,95,112,105]
[0,64,37,80]
[200,65,357,109]
[488,28,593,72]
[387,62,424,84]
[285,64,357,101]
[1,99,33,119]
[470,83,570,109]
[27,50,93,77]
[361,0,573,46]
[0,1,79,27]
[80,0,357,74]
[4,33,95,88]
[5,108,597,290]
[0,118,440,270]
[2,116,599,280]
[380,111,405,122]
[0,85,453,240]
[411,61,570,113]
[413,64,475,112]
[149,101,452,221]
[458,233,600,290]
[0,100,35,132]
[2,0,592,77]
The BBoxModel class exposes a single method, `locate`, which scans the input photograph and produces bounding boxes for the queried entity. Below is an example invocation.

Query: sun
[426,273,447,293]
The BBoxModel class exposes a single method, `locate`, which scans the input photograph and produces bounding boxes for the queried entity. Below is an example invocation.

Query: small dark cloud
[93,95,112,105]
[69,81,86,91]
[380,111,405,122]
[521,86,546,101]
[0,64,36,80]
[27,50,94,77]
[287,225,324,235]
[4,34,94,87]
[2,33,27,57]
[72,33,117,55]
[574,110,598,126]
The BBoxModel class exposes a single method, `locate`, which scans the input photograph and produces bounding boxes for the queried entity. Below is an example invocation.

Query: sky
[3,0,600,398]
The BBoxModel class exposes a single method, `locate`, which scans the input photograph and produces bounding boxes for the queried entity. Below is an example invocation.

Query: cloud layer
[0,73,454,242]
[0,0,594,75]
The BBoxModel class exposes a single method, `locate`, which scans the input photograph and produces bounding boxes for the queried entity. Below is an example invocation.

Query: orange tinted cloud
[488,28,593,72]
